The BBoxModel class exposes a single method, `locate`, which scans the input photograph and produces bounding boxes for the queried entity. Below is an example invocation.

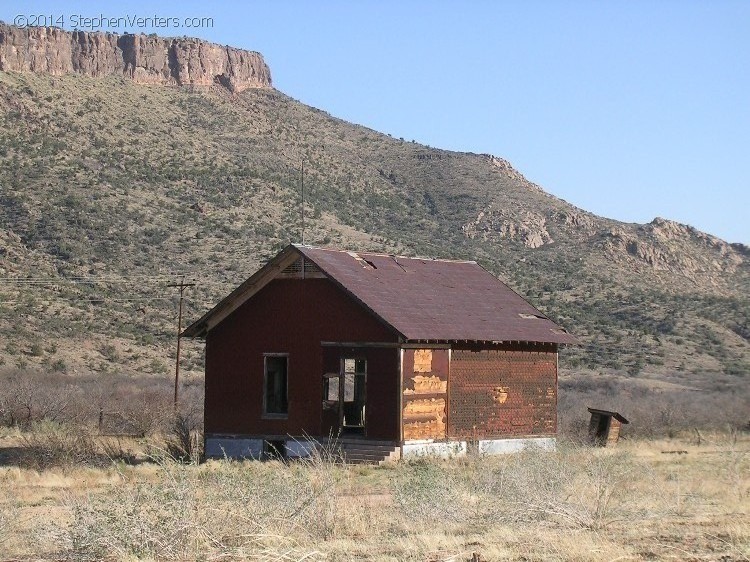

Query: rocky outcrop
[0,23,271,91]
[463,205,553,248]
[597,217,745,283]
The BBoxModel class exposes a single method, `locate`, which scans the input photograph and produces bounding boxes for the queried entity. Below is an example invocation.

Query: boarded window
[264,355,288,415]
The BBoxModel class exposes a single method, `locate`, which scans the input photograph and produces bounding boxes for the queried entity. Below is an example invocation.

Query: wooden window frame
[262,353,289,419]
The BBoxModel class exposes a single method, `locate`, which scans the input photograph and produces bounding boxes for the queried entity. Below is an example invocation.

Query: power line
[0,296,185,305]
[0,275,198,283]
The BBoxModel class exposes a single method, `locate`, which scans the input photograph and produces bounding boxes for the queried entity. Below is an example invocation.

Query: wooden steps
[317,437,400,465]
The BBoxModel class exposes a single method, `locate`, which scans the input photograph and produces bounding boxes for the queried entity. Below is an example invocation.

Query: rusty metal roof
[296,245,578,344]
[183,244,578,344]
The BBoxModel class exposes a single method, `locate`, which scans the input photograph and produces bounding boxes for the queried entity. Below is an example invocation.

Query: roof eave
[181,245,301,339]
[403,337,578,346]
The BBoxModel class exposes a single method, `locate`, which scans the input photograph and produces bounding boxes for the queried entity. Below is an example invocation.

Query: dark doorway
[322,357,367,436]
[595,415,610,443]
[342,358,366,433]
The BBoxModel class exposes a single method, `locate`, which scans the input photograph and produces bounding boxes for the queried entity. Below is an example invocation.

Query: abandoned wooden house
[183,244,578,461]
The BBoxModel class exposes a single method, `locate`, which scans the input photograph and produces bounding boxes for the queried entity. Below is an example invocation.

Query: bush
[558,375,750,439]
[19,421,104,469]
[51,358,67,373]
[162,409,203,464]
[59,452,342,560]
[392,443,644,531]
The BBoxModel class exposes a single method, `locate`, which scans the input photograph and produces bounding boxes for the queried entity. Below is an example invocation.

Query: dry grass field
[0,431,747,561]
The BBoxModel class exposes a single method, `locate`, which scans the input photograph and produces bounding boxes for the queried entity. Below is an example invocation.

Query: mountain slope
[0,69,747,385]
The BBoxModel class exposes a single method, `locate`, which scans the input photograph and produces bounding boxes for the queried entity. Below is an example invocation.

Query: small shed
[588,408,629,446]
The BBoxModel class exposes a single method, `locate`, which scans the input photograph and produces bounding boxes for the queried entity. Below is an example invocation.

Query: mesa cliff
[0,23,272,91]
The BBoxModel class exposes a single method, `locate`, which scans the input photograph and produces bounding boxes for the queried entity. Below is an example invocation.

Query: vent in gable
[279,257,324,278]
[304,259,322,275]
[280,258,303,277]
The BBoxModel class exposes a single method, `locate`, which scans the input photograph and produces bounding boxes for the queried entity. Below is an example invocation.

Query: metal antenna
[301,160,305,244]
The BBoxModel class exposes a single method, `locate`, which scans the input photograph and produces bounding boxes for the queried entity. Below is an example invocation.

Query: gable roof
[183,244,578,345]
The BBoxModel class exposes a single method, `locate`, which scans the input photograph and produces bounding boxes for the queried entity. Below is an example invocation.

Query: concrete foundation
[204,436,263,459]
[478,437,556,454]
[205,435,556,461]
[402,437,556,459]
[402,440,467,459]
[285,439,317,458]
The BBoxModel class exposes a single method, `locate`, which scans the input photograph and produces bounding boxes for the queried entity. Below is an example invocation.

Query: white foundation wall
[204,436,556,460]
[205,437,263,459]
[478,437,556,454]
[284,439,317,458]
[402,437,556,459]
[204,436,316,460]
[402,440,467,459]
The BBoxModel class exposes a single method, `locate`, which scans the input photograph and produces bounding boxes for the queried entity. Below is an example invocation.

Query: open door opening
[342,358,366,433]
[594,415,610,444]
[322,357,366,436]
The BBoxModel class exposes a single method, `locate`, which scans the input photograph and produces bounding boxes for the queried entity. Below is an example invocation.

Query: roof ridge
[293,243,477,264]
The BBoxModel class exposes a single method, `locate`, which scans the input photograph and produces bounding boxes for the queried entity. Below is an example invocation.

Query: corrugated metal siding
[447,346,557,439]
[204,278,399,436]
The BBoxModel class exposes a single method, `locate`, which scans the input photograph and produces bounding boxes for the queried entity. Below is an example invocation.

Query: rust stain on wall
[404,375,447,395]
[403,417,446,440]
[413,349,433,373]
[402,349,448,441]
[403,397,447,439]
[491,386,509,404]
[404,398,446,417]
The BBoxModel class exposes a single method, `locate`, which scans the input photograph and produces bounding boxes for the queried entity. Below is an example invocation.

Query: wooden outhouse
[183,245,578,461]
[588,408,629,446]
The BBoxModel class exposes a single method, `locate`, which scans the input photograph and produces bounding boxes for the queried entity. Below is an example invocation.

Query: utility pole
[300,159,305,244]
[168,277,196,409]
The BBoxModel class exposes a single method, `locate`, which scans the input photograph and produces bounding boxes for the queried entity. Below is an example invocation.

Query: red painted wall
[448,345,558,439]
[204,278,400,438]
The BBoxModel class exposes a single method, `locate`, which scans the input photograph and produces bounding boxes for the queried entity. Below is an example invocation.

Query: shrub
[162,409,202,464]
[51,358,67,373]
[392,444,643,531]
[98,344,120,363]
[19,421,103,469]
[59,453,340,560]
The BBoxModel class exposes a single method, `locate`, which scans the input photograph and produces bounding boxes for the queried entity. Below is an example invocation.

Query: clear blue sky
[3,1,748,243]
